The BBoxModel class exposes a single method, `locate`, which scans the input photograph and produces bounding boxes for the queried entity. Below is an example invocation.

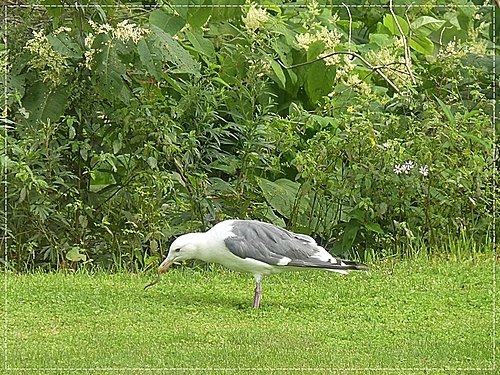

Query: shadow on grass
[141,283,319,311]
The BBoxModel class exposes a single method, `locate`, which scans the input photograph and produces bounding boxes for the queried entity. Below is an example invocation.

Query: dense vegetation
[2,0,496,271]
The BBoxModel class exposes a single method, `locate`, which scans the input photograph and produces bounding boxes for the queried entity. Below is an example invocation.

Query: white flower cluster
[88,20,149,44]
[113,20,150,43]
[248,58,271,78]
[295,26,342,66]
[242,3,269,33]
[0,49,8,77]
[305,0,321,23]
[336,54,356,80]
[393,161,429,177]
[54,26,72,35]
[437,40,488,60]
[24,30,69,86]
[84,20,149,69]
[366,45,410,87]
[344,73,371,96]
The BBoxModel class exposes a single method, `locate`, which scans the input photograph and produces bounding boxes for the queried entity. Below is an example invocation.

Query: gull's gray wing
[223,220,361,270]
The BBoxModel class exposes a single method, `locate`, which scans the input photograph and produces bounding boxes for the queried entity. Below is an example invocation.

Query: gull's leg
[252,276,262,308]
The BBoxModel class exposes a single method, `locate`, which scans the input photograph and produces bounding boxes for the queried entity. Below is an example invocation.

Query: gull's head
[158,233,203,274]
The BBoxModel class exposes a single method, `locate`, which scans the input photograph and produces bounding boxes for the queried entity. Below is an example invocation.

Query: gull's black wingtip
[342,259,370,271]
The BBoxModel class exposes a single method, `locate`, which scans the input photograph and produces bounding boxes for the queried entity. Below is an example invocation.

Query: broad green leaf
[208,177,236,194]
[305,61,335,104]
[272,38,292,66]
[22,82,68,124]
[185,30,215,60]
[92,33,130,103]
[443,11,461,29]
[383,14,409,36]
[270,59,286,88]
[211,77,230,88]
[90,170,116,192]
[364,222,385,234]
[376,22,392,35]
[150,25,200,76]
[307,40,325,61]
[460,132,490,149]
[188,7,212,28]
[138,38,163,80]
[149,9,185,35]
[209,0,244,21]
[170,0,189,18]
[257,177,300,219]
[47,33,82,59]
[409,34,434,55]
[369,33,394,47]
[261,203,286,227]
[411,16,445,36]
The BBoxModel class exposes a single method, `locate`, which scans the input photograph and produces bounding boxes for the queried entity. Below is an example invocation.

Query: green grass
[2,255,496,374]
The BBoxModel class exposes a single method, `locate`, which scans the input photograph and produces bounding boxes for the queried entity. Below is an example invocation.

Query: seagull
[154,219,368,308]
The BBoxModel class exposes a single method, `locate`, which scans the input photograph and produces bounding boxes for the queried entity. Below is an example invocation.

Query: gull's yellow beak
[158,258,174,274]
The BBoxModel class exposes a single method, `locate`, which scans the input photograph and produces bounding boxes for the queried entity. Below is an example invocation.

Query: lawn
[2,256,496,374]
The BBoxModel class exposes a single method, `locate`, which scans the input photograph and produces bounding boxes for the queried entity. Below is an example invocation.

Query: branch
[278,51,402,94]
[342,3,353,55]
[389,0,416,85]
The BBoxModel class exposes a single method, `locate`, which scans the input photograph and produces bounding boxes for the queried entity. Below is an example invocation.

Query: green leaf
[47,33,82,59]
[185,30,215,60]
[364,222,385,234]
[383,14,409,36]
[270,60,286,89]
[188,7,212,28]
[257,177,300,219]
[68,125,76,140]
[149,9,185,35]
[147,156,157,169]
[211,77,231,88]
[435,96,455,125]
[309,114,338,128]
[90,170,116,192]
[22,82,68,124]
[369,33,394,47]
[112,138,122,154]
[460,132,490,149]
[409,34,434,55]
[307,40,325,61]
[411,16,445,36]
[138,38,163,80]
[341,219,361,251]
[305,61,335,104]
[92,33,130,104]
[150,25,200,76]
[66,247,87,262]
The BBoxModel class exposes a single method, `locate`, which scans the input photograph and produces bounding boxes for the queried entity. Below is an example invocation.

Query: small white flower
[393,164,404,175]
[403,160,414,174]
[242,3,268,33]
[419,165,429,177]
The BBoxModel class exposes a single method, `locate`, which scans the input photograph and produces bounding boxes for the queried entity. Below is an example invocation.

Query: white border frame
[2,1,497,373]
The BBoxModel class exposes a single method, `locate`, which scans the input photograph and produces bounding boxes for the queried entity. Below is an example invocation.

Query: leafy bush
[2,1,495,270]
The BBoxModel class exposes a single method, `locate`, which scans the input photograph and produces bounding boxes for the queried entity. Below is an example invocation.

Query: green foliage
[2,1,495,270]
